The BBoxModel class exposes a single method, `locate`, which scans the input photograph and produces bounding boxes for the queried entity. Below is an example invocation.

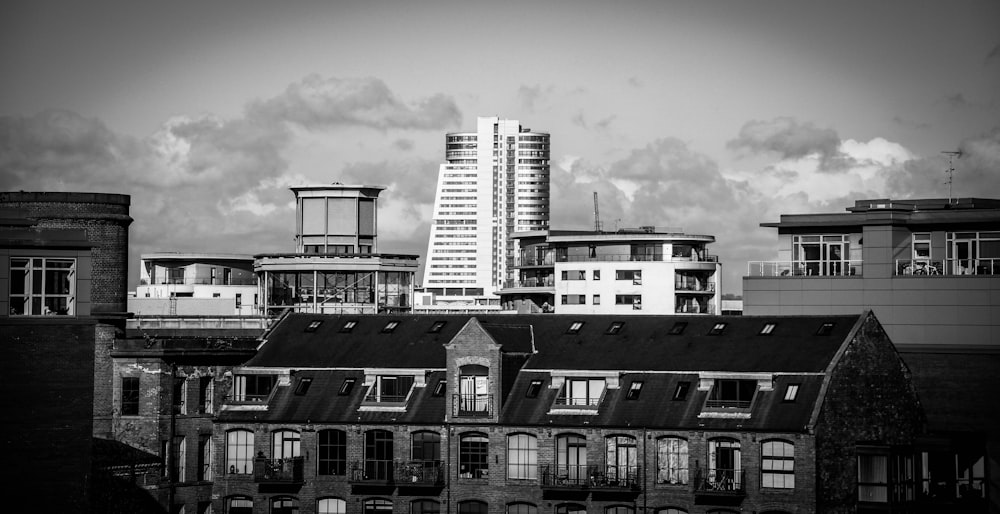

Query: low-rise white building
[131,253,258,315]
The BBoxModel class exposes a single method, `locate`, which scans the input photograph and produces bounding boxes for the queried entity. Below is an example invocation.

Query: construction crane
[593,192,602,232]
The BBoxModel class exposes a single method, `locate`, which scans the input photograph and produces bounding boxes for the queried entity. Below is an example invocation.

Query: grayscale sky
[2,0,999,294]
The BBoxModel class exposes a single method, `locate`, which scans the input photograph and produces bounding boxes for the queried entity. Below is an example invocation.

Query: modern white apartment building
[423,116,550,308]
[498,227,723,315]
[130,253,259,315]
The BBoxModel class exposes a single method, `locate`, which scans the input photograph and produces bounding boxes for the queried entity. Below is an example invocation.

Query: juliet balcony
[253,455,304,484]
[693,467,746,504]
[452,394,494,418]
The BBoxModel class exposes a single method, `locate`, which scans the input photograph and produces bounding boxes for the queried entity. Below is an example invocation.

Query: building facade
[498,228,722,315]
[743,197,999,512]
[423,117,550,308]
[211,312,927,514]
[131,253,258,316]
[255,184,418,316]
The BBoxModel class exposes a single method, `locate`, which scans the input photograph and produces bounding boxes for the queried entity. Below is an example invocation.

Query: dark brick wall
[815,313,925,513]
[0,319,97,513]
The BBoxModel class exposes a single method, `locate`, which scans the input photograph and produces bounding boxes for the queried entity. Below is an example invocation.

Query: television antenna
[592,192,602,232]
[941,150,962,204]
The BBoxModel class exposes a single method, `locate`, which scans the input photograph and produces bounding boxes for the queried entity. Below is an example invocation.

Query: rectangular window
[121,377,140,416]
[566,321,584,334]
[760,323,777,335]
[668,322,688,335]
[173,377,187,415]
[606,321,625,334]
[294,377,313,395]
[858,452,888,503]
[626,381,643,400]
[318,430,347,475]
[561,270,585,280]
[615,294,642,309]
[233,375,275,402]
[912,233,931,260]
[557,378,606,407]
[709,322,727,335]
[592,294,600,305]
[706,379,757,409]
[365,376,415,403]
[507,434,538,480]
[339,378,356,395]
[783,384,800,402]
[761,441,795,488]
[459,434,489,479]
[8,257,76,315]
[673,381,691,400]
[525,380,543,398]
[592,269,601,280]
[615,270,641,281]
[198,377,213,414]
[198,435,213,481]
[561,294,586,305]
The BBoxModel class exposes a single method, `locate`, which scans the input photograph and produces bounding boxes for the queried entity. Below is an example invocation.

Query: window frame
[121,376,140,416]
[656,436,689,485]
[8,257,77,316]
[459,432,490,479]
[507,433,538,480]
[317,429,347,476]
[226,429,254,475]
[761,439,795,489]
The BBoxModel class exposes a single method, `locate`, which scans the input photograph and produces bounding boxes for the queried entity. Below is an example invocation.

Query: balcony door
[793,235,849,276]
[459,365,489,414]
[951,237,976,274]
[708,438,741,490]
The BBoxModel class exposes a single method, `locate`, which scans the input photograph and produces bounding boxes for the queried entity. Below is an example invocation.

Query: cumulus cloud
[517,84,553,113]
[392,139,414,151]
[884,128,1000,199]
[727,117,846,170]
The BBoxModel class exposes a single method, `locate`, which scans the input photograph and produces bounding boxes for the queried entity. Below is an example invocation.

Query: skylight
[668,322,687,335]
[760,323,777,335]
[708,322,727,335]
[783,383,800,402]
[626,381,643,400]
[525,380,543,398]
[673,381,691,401]
[567,321,584,334]
[606,321,625,335]
[294,377,312,396]
[428,321,447,333]
[816,322,835,336]
[382,321,400,333]
[338,378,356,395]
[305,320,323,332]
[432,379,446,397]
[340,320,358,333]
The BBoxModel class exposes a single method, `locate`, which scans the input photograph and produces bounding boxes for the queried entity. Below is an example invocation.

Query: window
[227,497,252,514]
[199,377,214,414]
[615,294,642,309]
[226,429,254,474]
[858,451,888,503]
[411,500,440,514]
[198,434,213,481]
[761,440,795,488]
[381,321,399,333]
[706,379,757,409]
[318,430,347,475]
[459,433,489,479]
[606,321,625,335]
[561,270,585,280]
[557,378,606,407]
[817,322,835,335]
[708,438,742,491]
[8,257,76,315]
[340,320,358,333]
[411,431,441,466]
[708,322,727,335]
[507,433,538,480]
[172,436,186,482]
[318,498,346,514]
[606,436,638,485]
[428,320,447,333]
[507,503,537,514]
[792,234,850,276]
[556,434,587,484]
[121,377,139,416]
[294,377,312,395]
[593,294,601,305]
[365,375,415,403]
[271,497,298,514]
[561,294,586,305]
[673,381,691,401]
[338,378,356,395]
[233,375,275,403]
[432,379,446,397]
[555,504,585,514]
[173,377,187,415]
[525,380,543,398]
[458,501,487,514]
[656,437,688,484]
[364,430,394,480]
[606,507,633,514]
[655,509,687,514]
[272,430,301,460]
[305,320,323,332]
[566,321,584,334]
[625,381,643,400]
[668,322,687,335]
[458,365,490,415]
[363,499,392,514]
[759,323,776,335]
[783,384,800,402]
[615,270,641,281]
[912,233,931,260]
[593,269,601,280]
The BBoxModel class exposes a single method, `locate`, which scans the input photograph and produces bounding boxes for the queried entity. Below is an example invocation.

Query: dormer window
[759,323,777,335]
[233,374,276,403]
[668,322,687,335]
[606,321,625,335]
[364,375,415,404]
[457,365,491,417]
[381,321,399,333]
[556,378,606,407]
[705,379,757,409]
[626,381,643,400]
[428,321,447,333]
[708,322,727,335]
[305,320,323,332]
[525,380,543,398]
[673,381,691,400]
[294,377,312,395]
[340,320,358,333]
[338,378,356,396]
[817,322,835,336]
[566,321,584,334]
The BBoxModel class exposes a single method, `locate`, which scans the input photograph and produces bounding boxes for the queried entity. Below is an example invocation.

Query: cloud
[392,139,414,151]
[884,128,1000,199]
[892,115,931,130]
[727,117,845,170]
[627,77,642,88]
[570,112,615,131]
[517,84,551,113]
[337,158,441,217]
[246,75,461,131]
[944,93,972,109]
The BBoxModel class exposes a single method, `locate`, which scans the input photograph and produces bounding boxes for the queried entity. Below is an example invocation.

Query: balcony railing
[555,253,718,263]
[746,260,863,277]
[704,399,752,409]
[675,282,716,292]
[693,467,746,495]
[502,276,555,289]
[144,278,257,286]
[675,302,716,315]
[349,459,395,484]
[452,394,494,417]
[590,465,641,490]
[253,456,304,483]
[396,461,444,487]
[516,255,556,267]
[896,258,1000,276]
[541,464,590,488]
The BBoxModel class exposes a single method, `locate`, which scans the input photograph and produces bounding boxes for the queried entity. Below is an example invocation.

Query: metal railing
[896,258,1000,276]
[396,461,444,486]
[253,456,304,483]
[674,302,716,315]
[747,260,863,277]
[452,394,493,417]
[675,282,716,292]
[502,276,555,288]
[591,465,641,490]
[143,278,257,286]
[349,459,395,483]
[541,464,590,488]
[555,254,718,263]
[704,399,752,409]
[693,467,746,494]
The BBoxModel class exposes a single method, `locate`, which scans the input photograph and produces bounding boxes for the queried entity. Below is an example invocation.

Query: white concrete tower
[423,116,550,306]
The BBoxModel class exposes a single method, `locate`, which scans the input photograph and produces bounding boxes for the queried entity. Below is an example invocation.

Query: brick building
[212,312,924,514]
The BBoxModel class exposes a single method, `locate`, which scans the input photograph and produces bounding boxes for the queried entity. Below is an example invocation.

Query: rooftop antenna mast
[593,192,602,232]
[942,150,962,204]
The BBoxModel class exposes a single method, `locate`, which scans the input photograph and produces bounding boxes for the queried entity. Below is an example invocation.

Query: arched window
[317,498,346,514]
[460,432,489,479]
[226,429,254,474]
[272,430,301,459]
[761,440,795,489]
[555,503,585,514]
[412,431,442,465]
[364,430,394,481]
[458,500,488,514]
[363,499,393,514]
[654,509,687,514]
[271,496,299,514]
[605,435,638,485]
[556,434,587,484]
[507,433,538,480]
[318,429,346,475]
[606,507,633,514]
[411,500,440,514]
[507,502,537,514]
[656,437,688,485]
[708,438,742,491]
[226,496,252,514]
